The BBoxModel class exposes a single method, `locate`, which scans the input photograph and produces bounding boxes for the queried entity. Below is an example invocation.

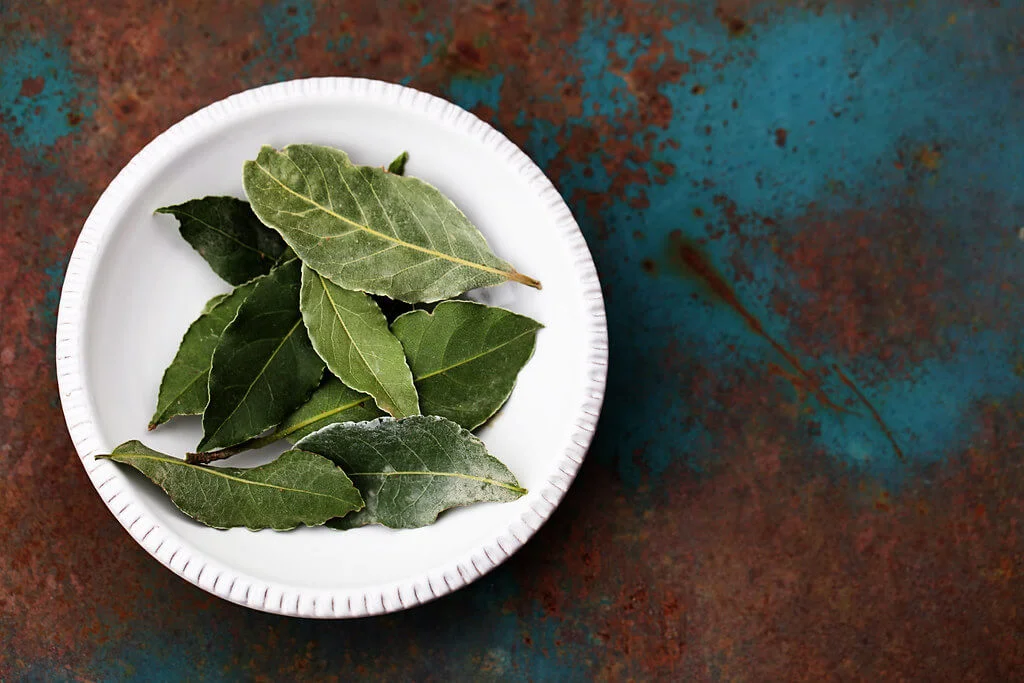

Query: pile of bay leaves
[100,145,542,531]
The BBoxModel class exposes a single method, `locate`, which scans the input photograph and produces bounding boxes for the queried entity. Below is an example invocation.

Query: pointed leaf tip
[149,281,261,429]
[154,196,287,285]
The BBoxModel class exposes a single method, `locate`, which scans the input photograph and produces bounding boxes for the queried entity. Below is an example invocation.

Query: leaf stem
[186,431,284,464]
[186,393,374,464]
[509,270,542,290]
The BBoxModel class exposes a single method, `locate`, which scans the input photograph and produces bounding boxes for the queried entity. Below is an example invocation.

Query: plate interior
[82,95,596,591]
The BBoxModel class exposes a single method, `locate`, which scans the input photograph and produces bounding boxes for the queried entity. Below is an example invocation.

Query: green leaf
[200,292,230,314]
[149,279,261,429]
[279,377,385,442]
[275,245,297,265]
[156,196,288,285]
[99,441,362,530]
[189,304,540,462]
[296,415,526,529]
[391,301,542,430]
[386,150,409,175]
[300,264,419,418]
[242,144,541,303]
[193,301,541,458]
[198,259,325,452]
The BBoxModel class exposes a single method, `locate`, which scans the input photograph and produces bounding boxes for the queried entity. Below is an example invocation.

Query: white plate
[56,78,607,618]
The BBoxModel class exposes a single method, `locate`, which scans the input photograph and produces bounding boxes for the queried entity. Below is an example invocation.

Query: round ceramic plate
[56,78,607,618]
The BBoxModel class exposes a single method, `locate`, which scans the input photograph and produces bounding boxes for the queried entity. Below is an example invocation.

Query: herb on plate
[101,146,541,531]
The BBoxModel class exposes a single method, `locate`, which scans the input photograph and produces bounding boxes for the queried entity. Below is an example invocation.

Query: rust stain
[775,127,788,148]
[714,5,749,38]
[441,3,533,76]
[834,365,906,462]
[915,145,942,171]
[775,205,949,374]
[667,232,849,414]
[19,76,45,98]
[116,96,139,117]
[653,160,675,184]
[447,39,486,72]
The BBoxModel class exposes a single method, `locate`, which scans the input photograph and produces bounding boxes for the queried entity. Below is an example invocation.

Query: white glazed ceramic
[56,78,607,618]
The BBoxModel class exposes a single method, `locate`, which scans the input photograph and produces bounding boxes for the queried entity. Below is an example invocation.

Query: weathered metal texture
[2,0,1022,679]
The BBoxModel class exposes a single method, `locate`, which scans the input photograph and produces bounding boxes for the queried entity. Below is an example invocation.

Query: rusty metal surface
[2,0,1023,680]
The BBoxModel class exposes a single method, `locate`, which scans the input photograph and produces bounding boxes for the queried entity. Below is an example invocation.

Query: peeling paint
[0,36,96,152]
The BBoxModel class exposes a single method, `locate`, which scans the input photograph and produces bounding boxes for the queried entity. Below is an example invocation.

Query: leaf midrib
[154,370,205,422]
[317,273,405,415]
[283,395,375,436]
[203,317,304,447]
[105,453,354,501]
[153,323,218,424]
[413,328,538,381]
[348,470,526,494]
[160,207,275,261]
[252,160,512,279]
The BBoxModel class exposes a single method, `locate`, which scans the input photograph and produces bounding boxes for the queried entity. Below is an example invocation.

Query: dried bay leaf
[198,259,324,452]
[296,415,526,529]
[300,264,419,418]
[279,377,385,442]
[186,376,384,464]
[391,301,541,430]
[99,441,362,530]
[191,302,541,461]
[157,196,287,285]
[242,144,540,303]
[200,292,230,314]
[149,279,261,429]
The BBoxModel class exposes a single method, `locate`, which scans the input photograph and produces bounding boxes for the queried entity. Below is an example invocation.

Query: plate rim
[55,77,608,618]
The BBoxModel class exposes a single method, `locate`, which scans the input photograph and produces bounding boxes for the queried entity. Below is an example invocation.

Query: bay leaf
[242,144,541,303]
[300,264,419,418]
[156,196,287,285]
[391,301,542,430]
[198,258,324,452]
[149,279,261,429]
[387,150,409,175]
[279,377,384,443]
[99,441,362,530]
[185,376,385,464]
[192,301,540,459]
[296,415,526,529]
[200,292,230,314]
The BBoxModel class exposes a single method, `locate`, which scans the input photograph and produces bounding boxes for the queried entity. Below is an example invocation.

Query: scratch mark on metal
[669,232,851,414]
[834,364,905,462]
